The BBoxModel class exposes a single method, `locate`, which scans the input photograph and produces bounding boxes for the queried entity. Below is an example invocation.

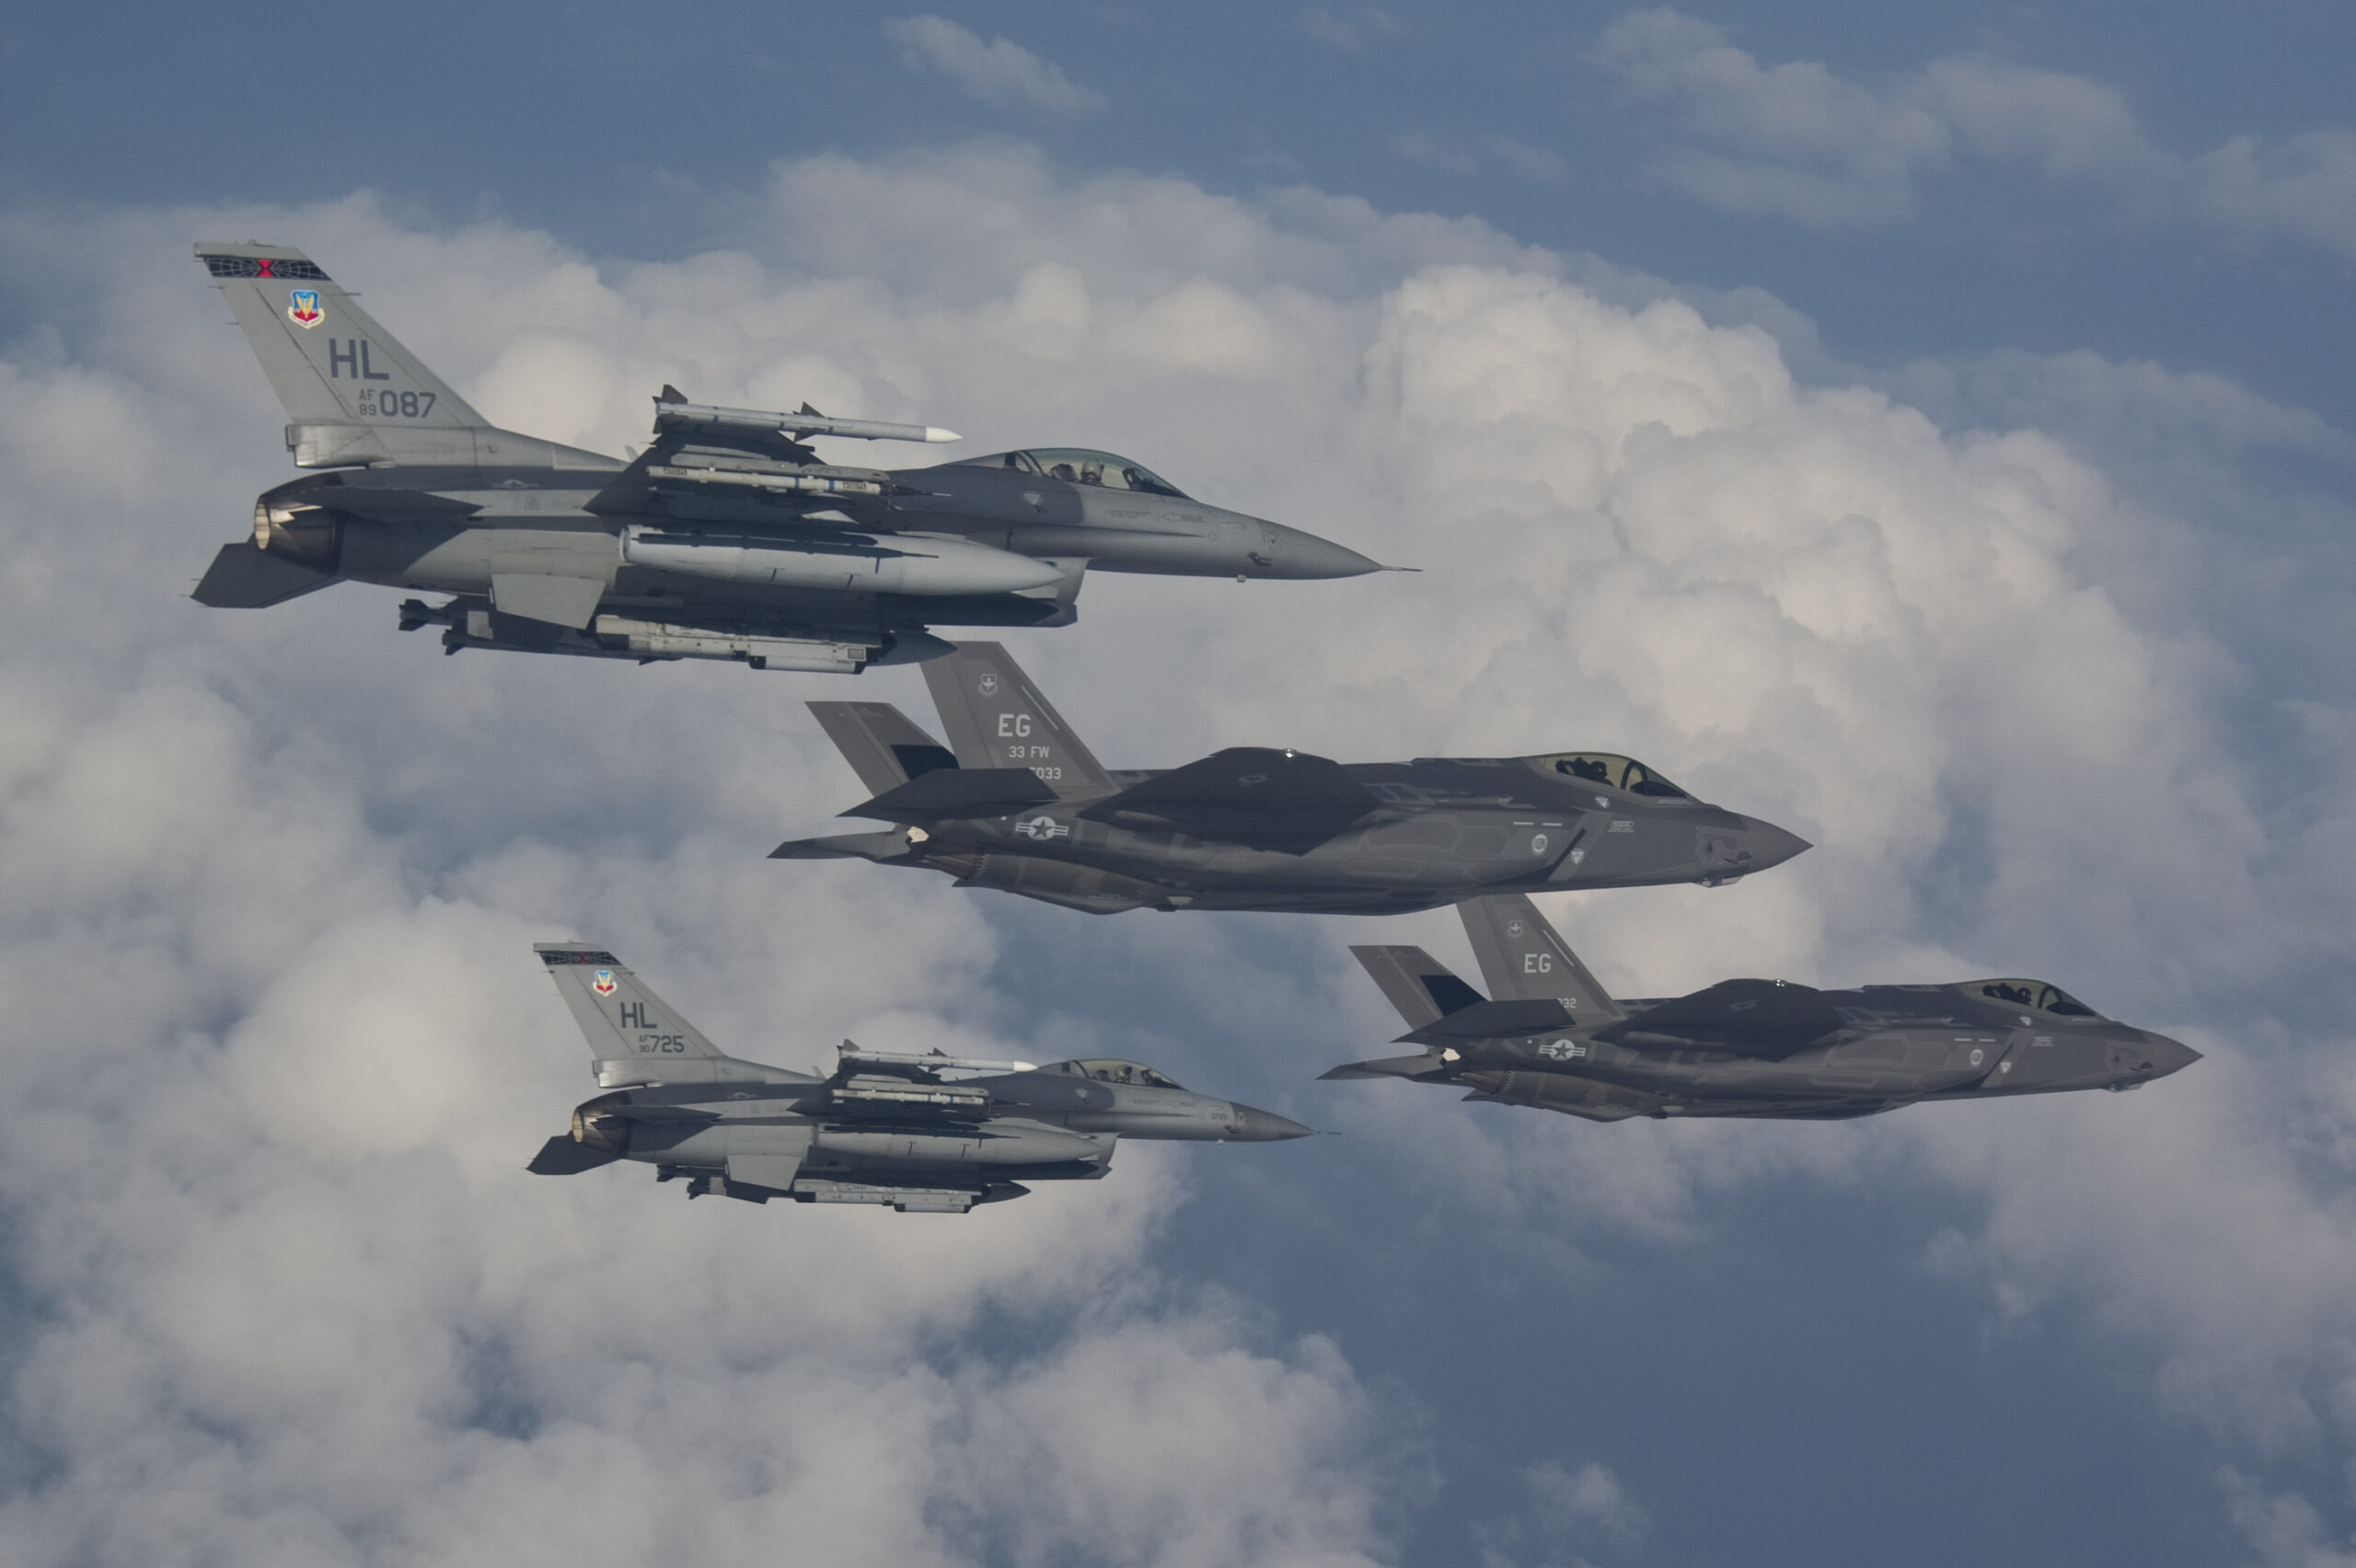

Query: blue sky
[9,0,2353,419]
[2,6,2354,1566]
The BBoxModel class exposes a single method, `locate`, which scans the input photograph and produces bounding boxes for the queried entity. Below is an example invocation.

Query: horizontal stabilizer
[1082,747,1377,854]
[768,830,926,863]
[192,541,338,607]
[1403,997,1576,1043]
[526,1136,619,1175]
[1319,1053,1449,1081]
[844,767,1058,824]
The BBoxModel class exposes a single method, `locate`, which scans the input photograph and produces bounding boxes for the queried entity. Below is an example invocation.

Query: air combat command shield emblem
[286,289,323,329]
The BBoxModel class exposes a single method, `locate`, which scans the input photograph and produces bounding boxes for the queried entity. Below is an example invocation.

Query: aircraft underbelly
[337,518,1073,638]
[346,521,618,594]
[1593,1036,1992,1101]
[956,804,1713,912]
[629,1115,1107,1188]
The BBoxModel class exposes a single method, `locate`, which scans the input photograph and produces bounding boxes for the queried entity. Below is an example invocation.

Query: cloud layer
[0,145,2351,1562]
[884,16,1108,119]
[1595,7,2356,259]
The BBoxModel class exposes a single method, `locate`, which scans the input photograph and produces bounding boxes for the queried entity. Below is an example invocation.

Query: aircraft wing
[1593,979,1846,1060]
[1079,746,1378,854]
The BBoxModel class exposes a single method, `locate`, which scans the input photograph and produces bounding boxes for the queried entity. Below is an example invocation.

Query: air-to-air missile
[527,946,1310,1214]
[1326,894,2200,1120]
[771,640,1809,914]
[191,243,1381,674]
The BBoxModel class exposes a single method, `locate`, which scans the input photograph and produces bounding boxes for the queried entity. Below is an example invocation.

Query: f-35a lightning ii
[1327,894,2199,1120]
[528,945,1309,1213]
[191,243,1380,674]
[772,642,1809,914]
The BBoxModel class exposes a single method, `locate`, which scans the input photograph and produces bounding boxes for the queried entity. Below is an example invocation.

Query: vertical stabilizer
[919,642,1112,800]
[1457,895,1624,1021]
[195,242,613,469]
[537,946,727,1086]
[805,701,958,795]
[1349,945,1486,1030]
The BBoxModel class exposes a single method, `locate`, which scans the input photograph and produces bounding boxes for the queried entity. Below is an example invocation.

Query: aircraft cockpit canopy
[1047,1058,1186,1089]
[1970,979,2100,1018]
[1527,752,1691,799]
[970,449,1189,497]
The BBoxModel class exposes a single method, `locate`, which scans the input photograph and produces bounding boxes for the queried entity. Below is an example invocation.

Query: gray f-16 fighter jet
[527,945,1309,1213]
[771,642,1809,914]
[1328,894,2199,1120]
[191,244,1379,674]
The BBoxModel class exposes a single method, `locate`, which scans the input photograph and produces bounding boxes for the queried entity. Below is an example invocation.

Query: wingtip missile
[839,1043,1039,1076]
[651,393,960,445]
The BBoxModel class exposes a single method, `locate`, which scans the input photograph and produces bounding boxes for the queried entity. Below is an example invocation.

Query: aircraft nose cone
[2138,1034,2202,1079]
[1253,522,1384,580]
[1743,820,1812,871]
[1230,1104,1315,1141]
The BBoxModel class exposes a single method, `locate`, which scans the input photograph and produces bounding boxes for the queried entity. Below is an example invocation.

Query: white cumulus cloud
[884,16,1109,119]
[0,145,2350,1563]
[1594,6,2356,258]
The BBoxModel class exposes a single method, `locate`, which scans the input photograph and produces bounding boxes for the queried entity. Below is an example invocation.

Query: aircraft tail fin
[536,945,728,1086]
[1350,945,1487,1031]
[805,701,958,796]
[1456,895,1624,1022]
[918,641,1112,800]
[195,242,608,470]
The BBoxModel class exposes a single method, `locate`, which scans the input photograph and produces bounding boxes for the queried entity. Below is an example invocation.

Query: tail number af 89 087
[356,388,436,419]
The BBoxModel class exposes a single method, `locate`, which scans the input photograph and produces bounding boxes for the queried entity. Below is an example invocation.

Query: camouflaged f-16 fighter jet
[771,641,1809,914]
[527,945,1310,1213]
[1327,894,2199,1120]
[191,243,1380,674]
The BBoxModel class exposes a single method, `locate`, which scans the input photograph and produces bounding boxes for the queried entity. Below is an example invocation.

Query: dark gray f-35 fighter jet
[771,642,1809,914]
[528,946,1309,1214]
[1328,894,2199,1119]
[191,243,1380,674]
